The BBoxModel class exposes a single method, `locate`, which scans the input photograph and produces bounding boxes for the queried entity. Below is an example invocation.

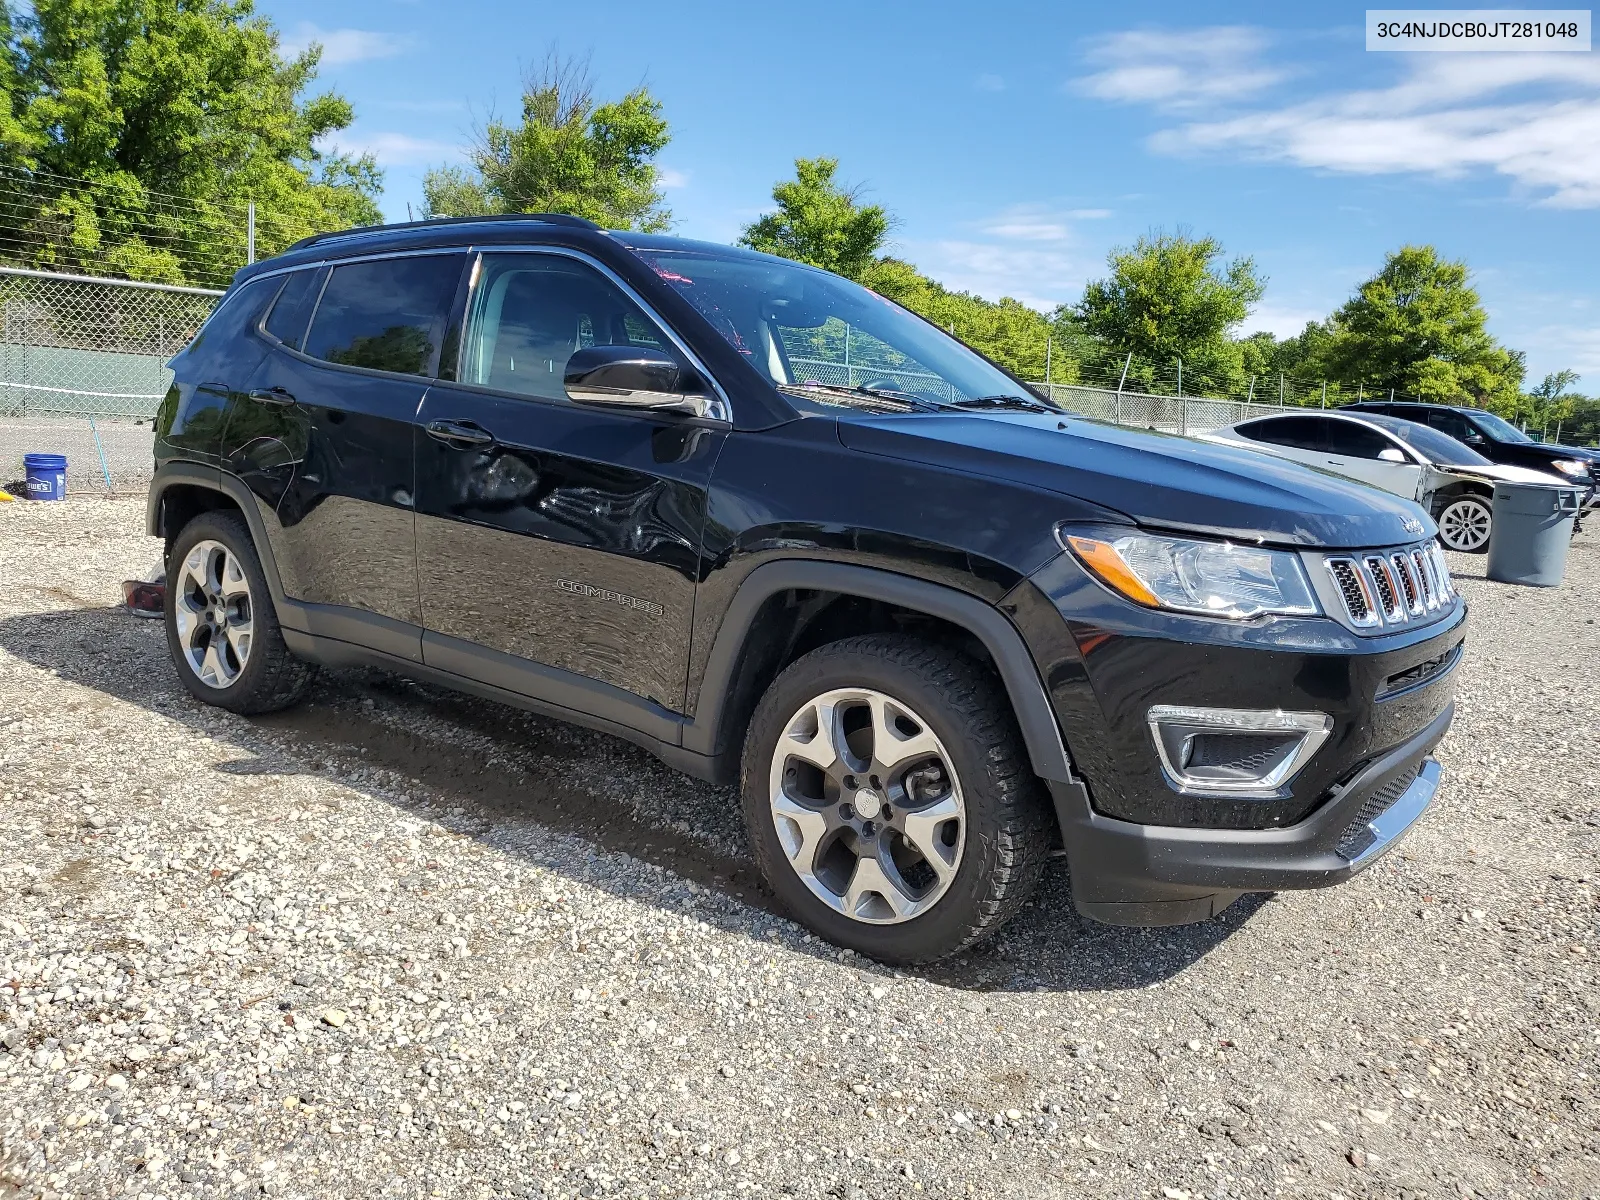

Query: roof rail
[284,212,603,254]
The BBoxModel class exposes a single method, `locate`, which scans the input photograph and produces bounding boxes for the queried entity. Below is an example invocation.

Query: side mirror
[1378,447,1407,463]
[563,345,724,420]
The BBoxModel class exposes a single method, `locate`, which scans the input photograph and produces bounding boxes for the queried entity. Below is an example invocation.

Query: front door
[413,250,724,713]
[245,251,467,659]
[1321,420,1424,499]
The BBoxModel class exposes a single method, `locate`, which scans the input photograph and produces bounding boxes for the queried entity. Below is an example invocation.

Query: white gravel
[2,496,1597,1200]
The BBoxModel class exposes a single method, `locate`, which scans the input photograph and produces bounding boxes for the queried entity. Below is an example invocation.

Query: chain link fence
[0,267,1416,500]
[0,267,220,495]
[1036,382,1311,433]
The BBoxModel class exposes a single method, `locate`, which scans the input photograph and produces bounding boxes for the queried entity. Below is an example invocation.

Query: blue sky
[263,0,1600,383]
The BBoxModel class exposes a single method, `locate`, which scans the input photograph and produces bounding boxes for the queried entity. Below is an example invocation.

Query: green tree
[422,57,671,231]
[1,0,382,284]
[1075,230,1266,393]
[740,158,889,281]
[1321,246,1523,411]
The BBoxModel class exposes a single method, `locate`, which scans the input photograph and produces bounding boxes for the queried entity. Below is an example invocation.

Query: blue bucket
[23,453,68,501]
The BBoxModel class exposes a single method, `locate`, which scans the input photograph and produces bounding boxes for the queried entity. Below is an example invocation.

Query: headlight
[1061,529,1320,620]
[1552,459,1588,478]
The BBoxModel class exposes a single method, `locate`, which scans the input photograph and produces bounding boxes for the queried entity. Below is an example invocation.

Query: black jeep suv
[1341,400,1599,509]
[151,216,1466,963]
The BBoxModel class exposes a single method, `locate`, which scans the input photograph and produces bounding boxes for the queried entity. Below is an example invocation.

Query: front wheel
[740,634,1052,964]
[1437,494,1493,553]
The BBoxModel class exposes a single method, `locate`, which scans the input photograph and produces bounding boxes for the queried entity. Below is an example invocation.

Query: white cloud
[1077,26,1288,109]
[975,73,1006,92]
[1241,304,1329,339]
[907,206,1108,309]
[320,131,461,167]
[657,167,691,190]
[1511,321,1600,378]
[282,23,415,66]
[1086,26,1600,208]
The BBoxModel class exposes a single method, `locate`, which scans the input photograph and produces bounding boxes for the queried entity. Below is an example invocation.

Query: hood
[837,412,1433,550]
[1441,461,1573,487]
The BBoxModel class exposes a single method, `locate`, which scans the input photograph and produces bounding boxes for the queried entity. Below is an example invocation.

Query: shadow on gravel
[0,604,1260,993]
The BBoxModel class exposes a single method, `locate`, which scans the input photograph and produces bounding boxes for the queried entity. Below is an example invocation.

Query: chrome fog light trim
[1147,705,1334,797]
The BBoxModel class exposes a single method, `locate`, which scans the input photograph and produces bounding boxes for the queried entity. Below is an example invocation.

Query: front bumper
[1050,700,1452,926]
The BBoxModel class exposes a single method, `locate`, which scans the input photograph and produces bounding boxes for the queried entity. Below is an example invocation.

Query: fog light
[1147,705,1333,797]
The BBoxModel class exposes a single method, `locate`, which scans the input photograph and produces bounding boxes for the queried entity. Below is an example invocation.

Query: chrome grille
[1327,559,1377,627]
[1390,553,1421,615]
[1364,555,1402,621]
[1411,549,1437,609]
[1323,540,1455,632]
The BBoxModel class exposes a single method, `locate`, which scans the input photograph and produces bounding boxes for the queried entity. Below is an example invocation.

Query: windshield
[626,247,1033,407]
[1467,410,1532,443]
[1364,414,1492,466]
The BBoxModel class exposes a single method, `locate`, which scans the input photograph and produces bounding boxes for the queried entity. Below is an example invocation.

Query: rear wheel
[741,634,1052,964]
[165,511,317,714]
[1437,494,1492,553]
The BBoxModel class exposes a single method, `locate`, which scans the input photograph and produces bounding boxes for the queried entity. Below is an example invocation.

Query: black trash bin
[1485,483,1580,587]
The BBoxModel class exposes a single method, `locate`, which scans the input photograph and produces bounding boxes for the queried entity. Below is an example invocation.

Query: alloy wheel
[767,687,965,924]
[173,539,254,689]
[1438,497,1492,552]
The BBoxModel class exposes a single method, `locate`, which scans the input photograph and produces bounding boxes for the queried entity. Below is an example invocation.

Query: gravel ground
[2,496,1597,1200]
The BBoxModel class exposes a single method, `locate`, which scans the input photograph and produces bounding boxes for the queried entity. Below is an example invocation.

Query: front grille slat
[1323,540,1456,632]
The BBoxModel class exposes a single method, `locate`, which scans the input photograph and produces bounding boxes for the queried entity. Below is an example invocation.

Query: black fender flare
[147,462,299,625]
[682,560,1077,783]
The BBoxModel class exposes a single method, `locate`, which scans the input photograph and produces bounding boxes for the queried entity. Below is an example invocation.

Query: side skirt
[279,627,727,783]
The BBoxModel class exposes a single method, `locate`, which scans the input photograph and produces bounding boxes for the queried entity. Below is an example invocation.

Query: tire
[164,510,317,714]
[740,634,1053,964]
[1436,494,1493,553]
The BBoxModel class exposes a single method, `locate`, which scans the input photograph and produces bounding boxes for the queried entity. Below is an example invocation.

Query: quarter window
[262,269,321,350]
[303,255,465,376]
[459,254,674,401]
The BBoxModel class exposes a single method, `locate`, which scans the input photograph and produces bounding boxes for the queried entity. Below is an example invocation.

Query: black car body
[148,216,1466,958]
[1341,400,1599,510]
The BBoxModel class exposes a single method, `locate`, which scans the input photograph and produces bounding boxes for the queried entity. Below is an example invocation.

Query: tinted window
[263,269,321,350]
[460,254,674,401]
[1424,409,1481,442]
[304,255,465,376]
[184,276,275,357]
[1324,419,1401,459]
[1363,414,1493,466]
[1236,416,1326,450]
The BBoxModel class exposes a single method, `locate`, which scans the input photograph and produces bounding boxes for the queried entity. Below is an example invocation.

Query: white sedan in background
[1201,410,1570,552]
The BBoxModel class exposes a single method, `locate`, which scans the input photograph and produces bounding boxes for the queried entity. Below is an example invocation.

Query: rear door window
[1235,416,1327,450]
[304,254,466,377]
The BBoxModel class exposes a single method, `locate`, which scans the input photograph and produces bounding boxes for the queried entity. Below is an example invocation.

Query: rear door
[413,249,724,715]
[244,251,467,659]
[1231,415,1331,471]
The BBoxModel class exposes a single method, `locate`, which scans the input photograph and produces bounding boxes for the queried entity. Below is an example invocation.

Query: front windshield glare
[1469,410,1532,443]
[628,249,1029,406]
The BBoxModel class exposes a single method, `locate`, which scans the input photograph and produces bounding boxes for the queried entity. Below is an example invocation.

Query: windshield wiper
[779,383,946,412]
[951,393,1057,413]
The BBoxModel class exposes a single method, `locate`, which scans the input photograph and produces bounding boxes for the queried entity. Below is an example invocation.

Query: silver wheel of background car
[767,687,965,924]
[1437,496,1493,552]
[173,539,254,689]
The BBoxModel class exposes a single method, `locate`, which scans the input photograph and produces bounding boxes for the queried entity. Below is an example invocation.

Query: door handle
[425,419,495,448]
[249,387,296,407]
